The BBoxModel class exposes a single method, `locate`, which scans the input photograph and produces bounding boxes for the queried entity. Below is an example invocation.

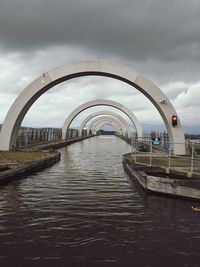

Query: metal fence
[16,127,83,149]
[131,138,200,175]
[16,127,62,149]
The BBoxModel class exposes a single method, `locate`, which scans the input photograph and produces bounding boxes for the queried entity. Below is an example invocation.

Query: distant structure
[79,110,133,138]
[92,120,122,135]
[89,116,127,136]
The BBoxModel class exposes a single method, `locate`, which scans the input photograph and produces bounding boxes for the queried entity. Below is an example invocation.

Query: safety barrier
[131,138,200,175]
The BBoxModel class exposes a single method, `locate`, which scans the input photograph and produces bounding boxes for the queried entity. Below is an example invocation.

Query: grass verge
[0,151,52,163]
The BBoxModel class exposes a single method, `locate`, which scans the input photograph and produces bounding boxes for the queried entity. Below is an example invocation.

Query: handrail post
[134,138,137,163]
[150,140,152,166]
[131,137,133,156]
[191,142,194,174]
[168,144,171,170]
[131,137,136,163]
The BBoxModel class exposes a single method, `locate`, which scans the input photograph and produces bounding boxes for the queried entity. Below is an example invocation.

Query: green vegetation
[0,151,52,163]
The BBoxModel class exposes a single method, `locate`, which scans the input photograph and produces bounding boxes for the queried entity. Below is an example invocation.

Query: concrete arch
[92,119,123,135]
[0,60,185,153]
[88,116,127,136]
[63,99,142,140]
[87,113,129,137]
[79,110,134,138]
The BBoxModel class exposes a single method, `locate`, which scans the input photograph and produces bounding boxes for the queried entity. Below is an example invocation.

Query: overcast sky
[0,0,200,133]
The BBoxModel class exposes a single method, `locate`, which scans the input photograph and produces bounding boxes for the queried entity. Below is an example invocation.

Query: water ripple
[0,136,200,266]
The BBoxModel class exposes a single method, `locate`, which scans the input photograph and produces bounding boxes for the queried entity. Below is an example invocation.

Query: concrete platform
[123,153,200,201]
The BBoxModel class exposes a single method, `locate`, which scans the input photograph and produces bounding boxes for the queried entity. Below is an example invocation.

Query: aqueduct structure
[87,116,127,136]
[78,110,134,137]
[0,60,185,154]
[92,119,124,135]
[62,99,142,140]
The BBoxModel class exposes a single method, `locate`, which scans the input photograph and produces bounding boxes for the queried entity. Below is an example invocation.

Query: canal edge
[0,135,95,185]
[122,153,200,202]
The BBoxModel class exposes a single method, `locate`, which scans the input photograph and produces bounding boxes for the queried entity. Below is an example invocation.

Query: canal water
[0,136,200,267]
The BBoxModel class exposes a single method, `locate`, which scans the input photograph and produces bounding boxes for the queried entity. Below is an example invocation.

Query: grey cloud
[1,0,200,128]
[1,0,200,85]
[164,86,189,100]
[1,0,200,64]
[174,83,200,108]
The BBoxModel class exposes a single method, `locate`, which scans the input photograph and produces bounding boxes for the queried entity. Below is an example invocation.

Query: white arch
[92,120,122,135]
[87,113,129,137]
[62,99,142,140]
[88,116,127,136]
[0,60,185,154]
[79,110,135,138]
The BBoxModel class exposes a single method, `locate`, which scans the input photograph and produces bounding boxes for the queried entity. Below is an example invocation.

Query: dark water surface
[0,136,200,267]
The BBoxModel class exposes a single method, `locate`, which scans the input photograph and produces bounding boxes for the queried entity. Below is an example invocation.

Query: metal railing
[131,138,200,175]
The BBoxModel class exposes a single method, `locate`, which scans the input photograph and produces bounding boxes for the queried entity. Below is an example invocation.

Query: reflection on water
[0,136,200,267]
